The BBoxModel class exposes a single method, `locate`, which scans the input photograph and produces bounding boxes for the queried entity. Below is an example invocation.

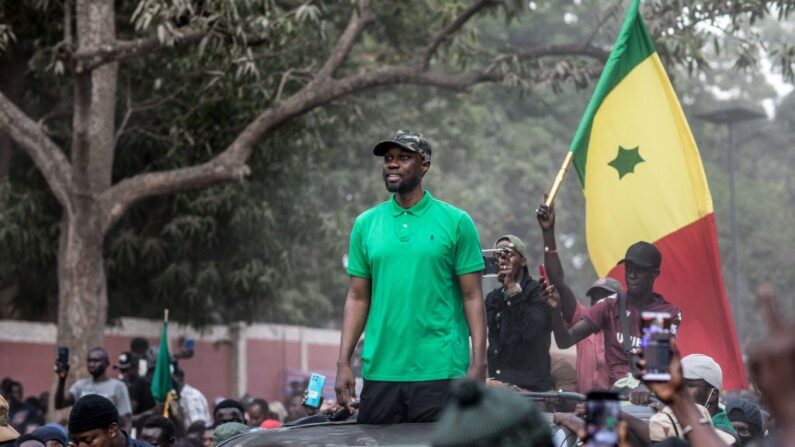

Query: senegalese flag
[150,316,173,403]
[569,0,747,388]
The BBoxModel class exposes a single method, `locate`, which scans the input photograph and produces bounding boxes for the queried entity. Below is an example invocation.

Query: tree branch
[420,0,498,70]
[0,91,73,208]
[512,43,611,64]
[72,28,208,73]
[315,0,375,80]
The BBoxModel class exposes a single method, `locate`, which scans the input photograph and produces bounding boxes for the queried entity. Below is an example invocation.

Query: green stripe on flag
[569,0,657,184]
[150,321,173,403]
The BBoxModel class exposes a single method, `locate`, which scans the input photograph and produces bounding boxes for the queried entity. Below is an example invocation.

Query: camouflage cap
[373,130,432,161]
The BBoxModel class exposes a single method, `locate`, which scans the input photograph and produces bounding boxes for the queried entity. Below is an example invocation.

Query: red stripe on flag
[608,213,748,390]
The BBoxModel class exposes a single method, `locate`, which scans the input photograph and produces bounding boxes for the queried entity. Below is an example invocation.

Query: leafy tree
[0,0,793,381]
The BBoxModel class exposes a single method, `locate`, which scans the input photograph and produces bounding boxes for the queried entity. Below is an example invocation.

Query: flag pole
[162,308,170,418]
[545,151,575,207]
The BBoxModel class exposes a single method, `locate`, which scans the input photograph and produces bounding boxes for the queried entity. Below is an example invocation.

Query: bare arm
[544,285,596,349]
[620,410,651,445]
[334,276,371,410]
[537,201,579,323]
[54,365,75,409]
[458,272,487,382]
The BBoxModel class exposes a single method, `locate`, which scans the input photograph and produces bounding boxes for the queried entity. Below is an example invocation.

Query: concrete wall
[0,318,341,404]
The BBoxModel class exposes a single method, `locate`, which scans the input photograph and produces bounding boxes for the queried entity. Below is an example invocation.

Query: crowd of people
[0,336,326,447]
[1,129,793,447]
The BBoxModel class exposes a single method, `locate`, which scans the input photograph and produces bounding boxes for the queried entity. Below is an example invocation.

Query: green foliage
[0,0,793,340]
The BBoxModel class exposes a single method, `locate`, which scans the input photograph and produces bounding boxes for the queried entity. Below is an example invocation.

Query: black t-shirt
[127,377,156,414]
[485,275,553,391]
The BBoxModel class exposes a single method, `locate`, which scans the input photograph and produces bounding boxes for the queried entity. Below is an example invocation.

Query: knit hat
[67,395,119,434]
[431,380,550,447]
[0,395,20,443]
[30,425,67,447]
[681,354,723,391]
[212,422,249,445]
[726,397,764,439]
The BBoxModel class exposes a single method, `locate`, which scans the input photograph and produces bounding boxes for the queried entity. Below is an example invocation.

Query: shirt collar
[390,190,433,217]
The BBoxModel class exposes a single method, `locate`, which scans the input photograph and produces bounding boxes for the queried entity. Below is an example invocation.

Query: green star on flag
[608,145,644,179]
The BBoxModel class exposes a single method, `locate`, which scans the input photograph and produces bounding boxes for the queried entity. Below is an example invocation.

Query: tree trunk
[54,204,108,384]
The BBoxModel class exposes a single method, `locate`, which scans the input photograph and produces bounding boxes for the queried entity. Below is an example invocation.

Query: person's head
[0,394,21,444]
[30,425,67,447]
[494,235,529,282]
[86,348,110,379]
[431,379,551,447]
[130,338,149,357]
[618,241,661,298]
[15,434,45,447]
[185,421,207,441]
[113,352,139,382]
[140,416,175,447]
[586,277,625,306]
[213,399,246,428]
[726,397,764,445]
[202,428,213,447]
[373,130,432,195]
[681,354,722,414]
[171,366,184,393]
[7,381,23,404]
[67,394,123,447]
[245,399,269,429]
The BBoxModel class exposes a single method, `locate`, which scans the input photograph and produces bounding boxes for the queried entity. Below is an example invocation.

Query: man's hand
[629,383,651,405]
[334,363,356,412]
[467,363,487,383]
[54,362,69,380]
[553,412,584,434]
[497,256,515,288]
[536,200,555,232]
[543,284,560,310]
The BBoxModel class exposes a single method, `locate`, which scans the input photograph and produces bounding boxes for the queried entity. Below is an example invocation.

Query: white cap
[681,354,723,390]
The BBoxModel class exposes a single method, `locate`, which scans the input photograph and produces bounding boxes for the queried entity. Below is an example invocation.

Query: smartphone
[641,312,673,381]
[56,346,69,369]
[586,391,620,447]
[303,373,326,409]
[538,264,547,288]
[481,249,507,277]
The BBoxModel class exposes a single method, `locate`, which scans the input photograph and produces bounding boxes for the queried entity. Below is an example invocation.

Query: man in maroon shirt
[543,240,682,390]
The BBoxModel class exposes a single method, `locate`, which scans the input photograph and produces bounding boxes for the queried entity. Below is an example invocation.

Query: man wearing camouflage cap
[485,234,552,391]
[335,130,487,424]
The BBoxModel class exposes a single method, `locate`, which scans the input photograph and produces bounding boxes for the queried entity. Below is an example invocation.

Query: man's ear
[653,268,660,279]
[520,257,528,267]
[108,422,119,438]
[421,160,431,174]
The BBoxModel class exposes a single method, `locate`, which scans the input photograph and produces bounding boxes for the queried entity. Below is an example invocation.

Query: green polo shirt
[347,191,485,381]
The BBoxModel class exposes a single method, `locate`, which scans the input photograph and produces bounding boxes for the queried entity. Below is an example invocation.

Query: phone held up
[640,311,673,382]
[303,373,326,410]
[56,346,69,369]
[538,264,547,289]
[481,248,511,278]
[586,391,621,447]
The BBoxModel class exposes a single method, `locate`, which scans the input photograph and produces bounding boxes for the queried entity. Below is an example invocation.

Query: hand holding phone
[586,391,620,447]
[640,312,673,382]
[538,264,548,290]
[55,346,70,378]
[303,373,327,410]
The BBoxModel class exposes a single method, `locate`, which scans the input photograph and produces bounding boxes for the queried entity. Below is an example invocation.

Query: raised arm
[334,276,371,411]
[537,201,579,323]
[459,272,488,382]
[53,363,75,409]
[543,284,596,349]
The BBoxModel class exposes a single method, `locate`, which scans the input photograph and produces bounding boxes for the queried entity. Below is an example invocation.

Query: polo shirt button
[507,301,512,306]
[496,369,501,374]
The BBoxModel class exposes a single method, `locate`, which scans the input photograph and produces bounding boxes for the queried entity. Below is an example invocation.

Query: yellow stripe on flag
[584,54,713,276]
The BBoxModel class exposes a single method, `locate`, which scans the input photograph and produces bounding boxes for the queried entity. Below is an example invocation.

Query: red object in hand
[538,264,547,289]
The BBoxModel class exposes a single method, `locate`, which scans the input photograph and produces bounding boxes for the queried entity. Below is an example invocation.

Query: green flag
[150,318,173,403]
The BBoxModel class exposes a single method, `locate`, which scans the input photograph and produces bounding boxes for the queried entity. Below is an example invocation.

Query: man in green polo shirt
[334,130,487,424]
